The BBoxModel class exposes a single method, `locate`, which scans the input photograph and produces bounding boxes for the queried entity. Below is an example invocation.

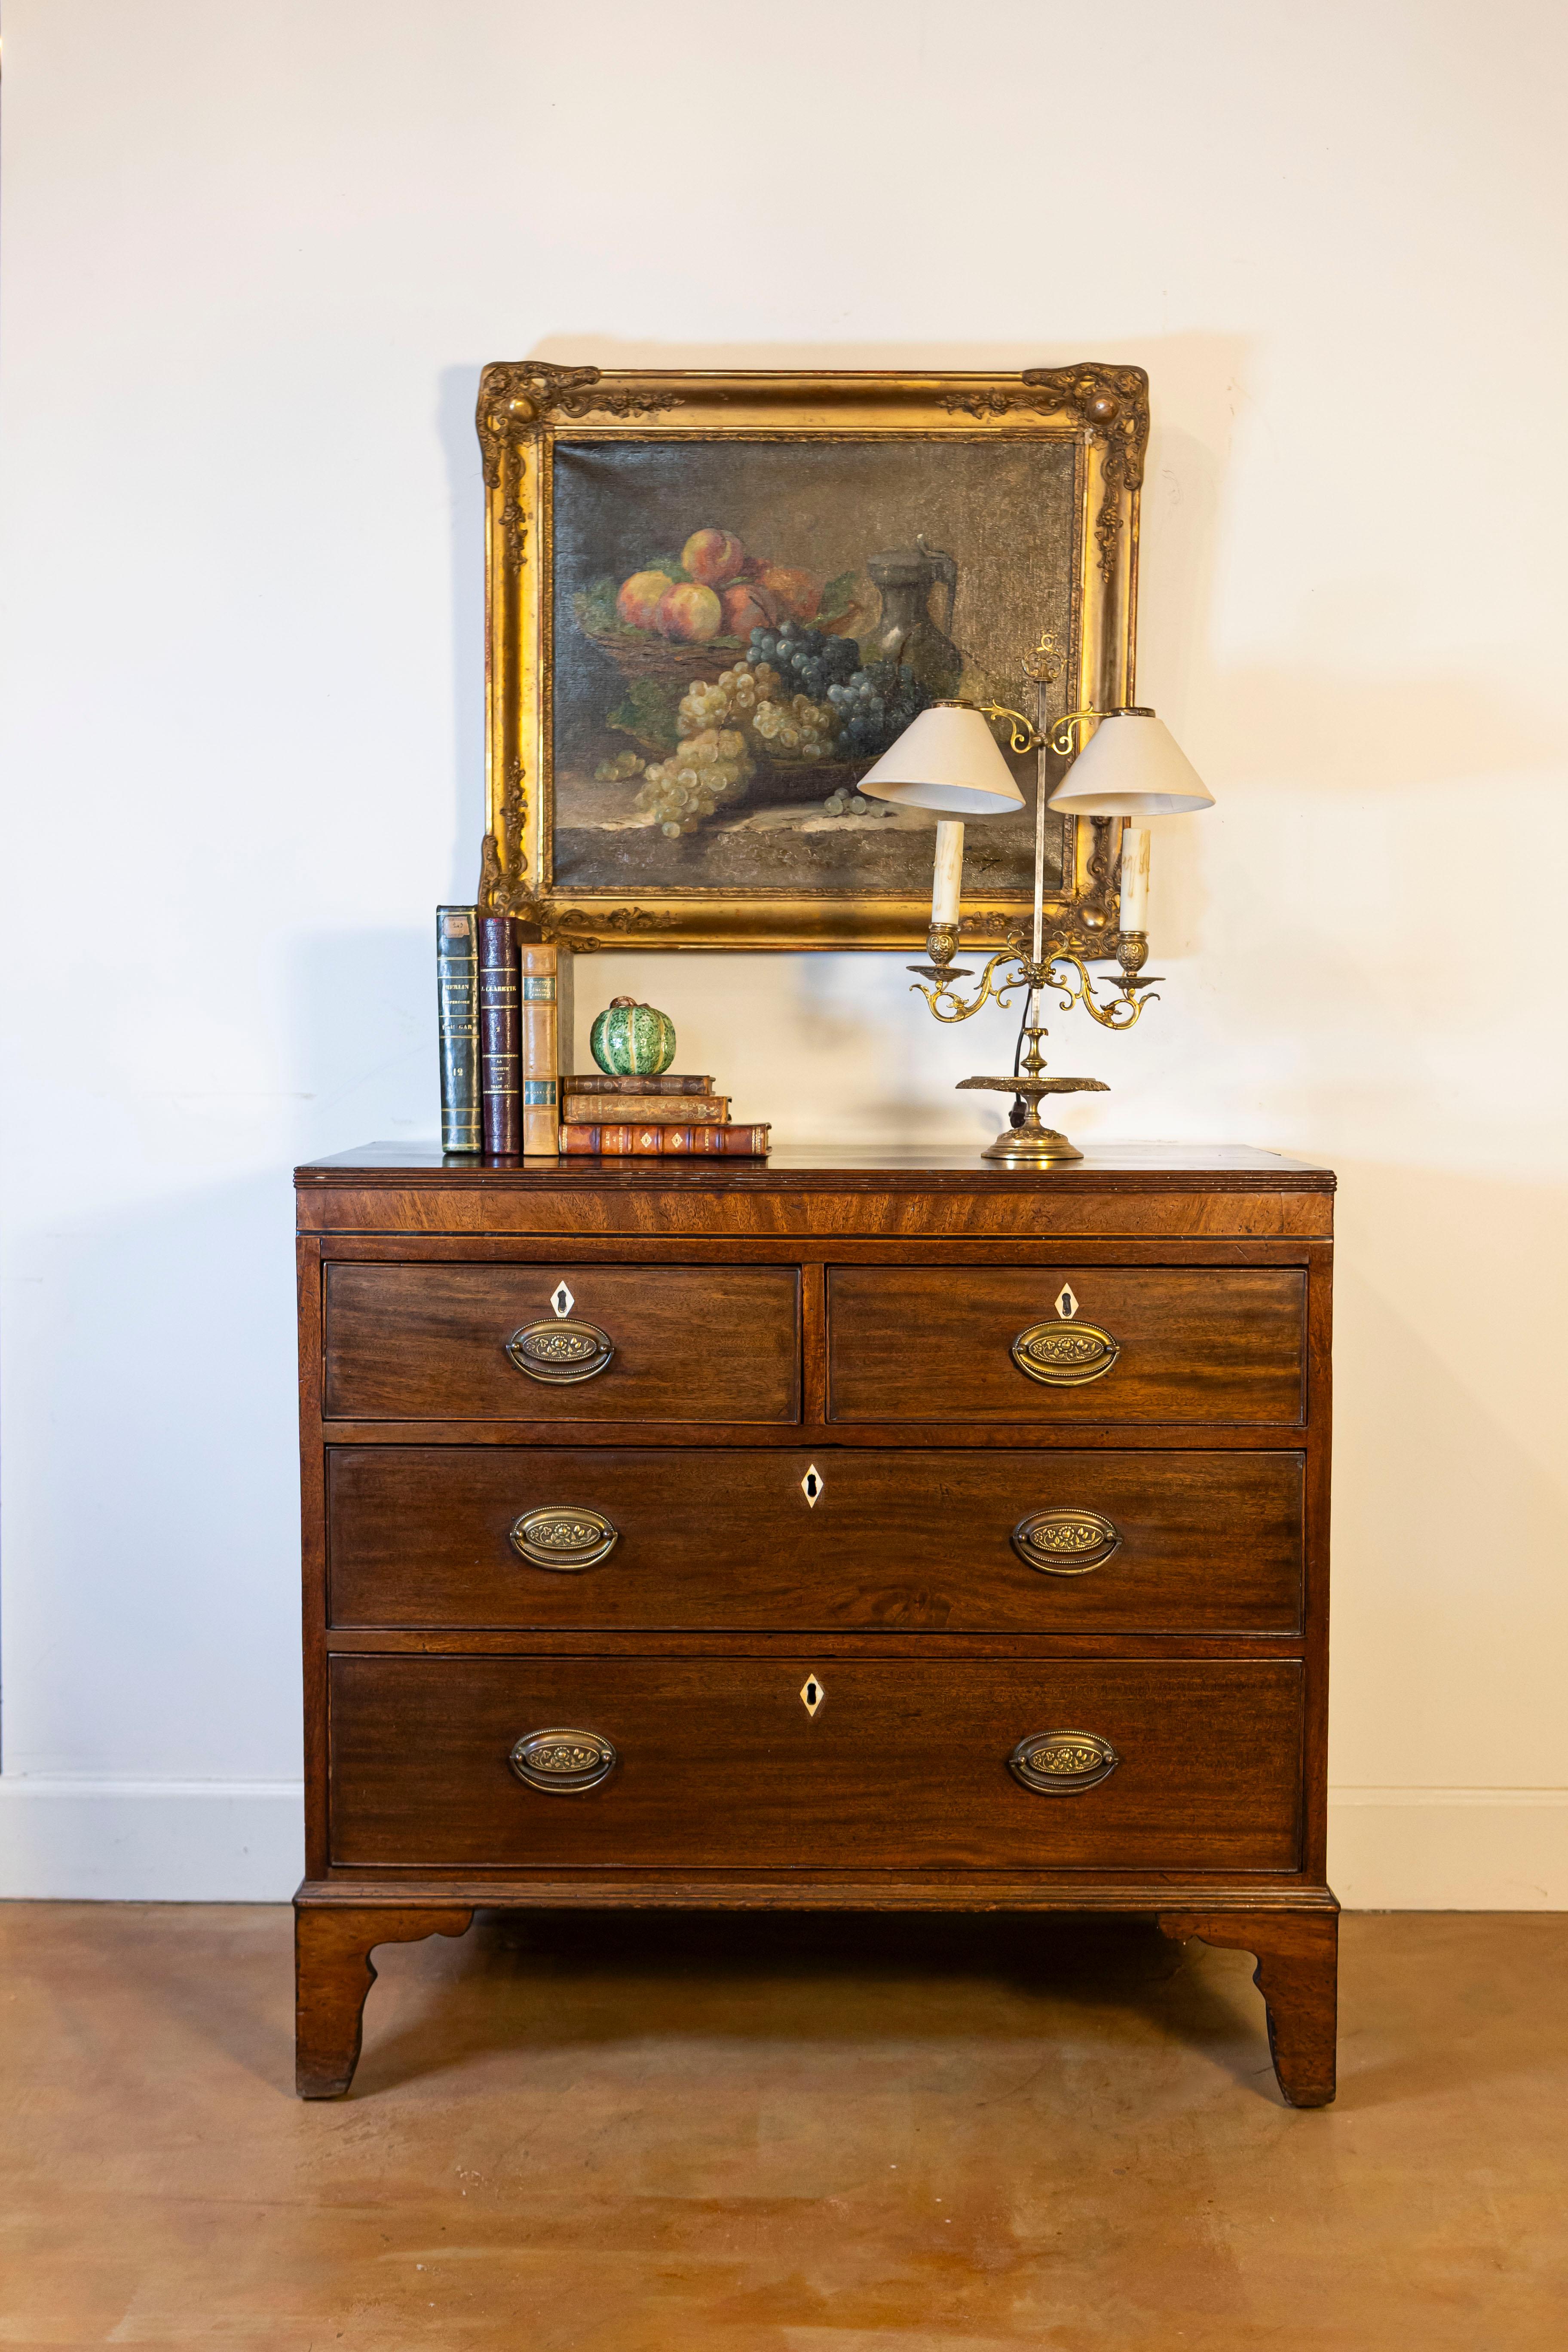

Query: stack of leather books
[436,906,769,1157]
[559,1073,770,1157]
[437,907,569,1156]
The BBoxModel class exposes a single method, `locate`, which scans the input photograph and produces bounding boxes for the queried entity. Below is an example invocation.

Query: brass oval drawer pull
[510,1506,619,1571]
[1011,1319,1119,1387]
[1009,1730,1120,1794]
[1012,1508,1121,1574]
[509,1728,617,1793]
[505,1317,614,1384]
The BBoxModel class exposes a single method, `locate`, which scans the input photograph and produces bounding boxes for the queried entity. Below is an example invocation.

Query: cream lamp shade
[857,704,1026,817]
[1045,708,1215,817]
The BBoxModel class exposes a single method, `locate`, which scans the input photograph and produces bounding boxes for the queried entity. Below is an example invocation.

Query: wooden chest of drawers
[294,1144,1338,2104]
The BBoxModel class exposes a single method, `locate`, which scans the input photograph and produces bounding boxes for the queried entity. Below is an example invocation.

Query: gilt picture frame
[475,363,1147,952]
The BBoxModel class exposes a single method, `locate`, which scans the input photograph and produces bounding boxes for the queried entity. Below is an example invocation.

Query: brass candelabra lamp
[859,696,1214,1166]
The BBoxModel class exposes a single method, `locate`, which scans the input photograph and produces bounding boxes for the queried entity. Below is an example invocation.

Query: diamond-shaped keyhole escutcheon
[800,1465,824,1508]
[1055,1283,1079,1320]
[551,1282,575,1319]
[799,1674,825,1717]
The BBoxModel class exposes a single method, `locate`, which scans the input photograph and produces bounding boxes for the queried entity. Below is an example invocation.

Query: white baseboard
[1,1779,1563,1906]
[0,1778,304,1901]
[1327,1789,1568,1909]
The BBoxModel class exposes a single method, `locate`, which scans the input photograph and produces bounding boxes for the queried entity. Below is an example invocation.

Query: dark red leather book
[557,1122,770,1155]
[478,915,521,1154]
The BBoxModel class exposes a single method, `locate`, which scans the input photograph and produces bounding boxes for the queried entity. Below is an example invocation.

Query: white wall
[2,0,1565,1903]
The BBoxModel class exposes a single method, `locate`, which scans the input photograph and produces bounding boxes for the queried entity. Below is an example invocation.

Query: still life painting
[478,365,1147,948]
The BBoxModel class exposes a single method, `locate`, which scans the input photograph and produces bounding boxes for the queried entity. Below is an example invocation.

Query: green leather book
[435,906,481,1153]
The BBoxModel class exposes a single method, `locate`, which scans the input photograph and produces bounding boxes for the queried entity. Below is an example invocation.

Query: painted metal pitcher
[864,536,963,696]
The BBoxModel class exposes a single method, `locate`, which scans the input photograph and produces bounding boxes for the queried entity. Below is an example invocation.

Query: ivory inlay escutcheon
[1011,1507,1122,1575]
[510,1506,619,1571]
[1010,1319,1120,1387]
[505,1316,615,1384]
[509,1728,617,1793]
[800,1465,824,1507]
[1008,1730,1120,1794]
[799,1674,825,1716]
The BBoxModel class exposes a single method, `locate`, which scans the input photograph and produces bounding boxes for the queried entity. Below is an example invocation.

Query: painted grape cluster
[634,724,754,835]
[744,626,934,761]
[827,657,936,758]
[746,624,859,702]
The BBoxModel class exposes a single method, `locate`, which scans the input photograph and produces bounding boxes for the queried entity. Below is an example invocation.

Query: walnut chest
[294,1144,1338,2103]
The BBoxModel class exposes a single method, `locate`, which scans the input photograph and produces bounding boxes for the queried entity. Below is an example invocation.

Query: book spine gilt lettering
[560,1095,730,1126]
[478,915,521,1154]
[435,906,481,1153]
[567,1072,715,1096]
[518,942,562,1157]
[559,1123,770,1156]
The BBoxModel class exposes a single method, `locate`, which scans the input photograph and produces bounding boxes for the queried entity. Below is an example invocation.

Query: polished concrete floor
[0,1906,1563,2348]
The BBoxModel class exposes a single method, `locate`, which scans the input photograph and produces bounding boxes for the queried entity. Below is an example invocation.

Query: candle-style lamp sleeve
[1119,826,1151,931]
[931,821,965,925]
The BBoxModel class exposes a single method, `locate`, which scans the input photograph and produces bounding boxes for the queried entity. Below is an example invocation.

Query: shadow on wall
[3,925,440,1782]
[284,927,434,1138]
[436,364,489,904]
[447,332,1252,910]
[569,949,1035,1151]
[524,329,1243,386]
[463,330,1561,989]
[1327,1159,1568,1793]
[460,331,1262,1142]
[2,1167,305,1782]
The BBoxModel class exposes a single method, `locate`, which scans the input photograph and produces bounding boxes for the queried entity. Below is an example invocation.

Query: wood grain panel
[322,1264,800,1424]
[328,1655,1304,1873]
[298,1186,1332,1240]
[328,1446,1305,1635]
[828,1266,1305,1424]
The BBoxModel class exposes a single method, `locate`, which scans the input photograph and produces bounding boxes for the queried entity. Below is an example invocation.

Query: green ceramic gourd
[589,995,677,1077]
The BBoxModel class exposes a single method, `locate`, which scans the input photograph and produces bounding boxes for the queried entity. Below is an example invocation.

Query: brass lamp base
[982,1118,1083,1166]
[958,1074,1110,1169]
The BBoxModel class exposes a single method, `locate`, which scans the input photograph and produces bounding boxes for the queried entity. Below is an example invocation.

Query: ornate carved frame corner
[475,360,1147,952]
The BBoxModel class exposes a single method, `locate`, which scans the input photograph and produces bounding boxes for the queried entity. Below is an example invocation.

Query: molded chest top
[295,1143,1335,1241]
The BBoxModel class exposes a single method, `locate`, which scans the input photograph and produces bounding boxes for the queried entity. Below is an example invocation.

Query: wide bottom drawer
[328,1656,1304,1873]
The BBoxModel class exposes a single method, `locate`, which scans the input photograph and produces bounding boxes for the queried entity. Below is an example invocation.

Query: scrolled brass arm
[1047,703,1158,755]
[931,698,1046,754]
[975,701,1045,755]
[910,944,1155,1030]
[1048,708,1103,756]
[1050,948,1154,1030]
[911,949,1032,1024]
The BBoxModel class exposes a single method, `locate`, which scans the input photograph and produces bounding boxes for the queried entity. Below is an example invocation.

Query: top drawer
[828,1266,1306,1424]
[322,1264,800,1423]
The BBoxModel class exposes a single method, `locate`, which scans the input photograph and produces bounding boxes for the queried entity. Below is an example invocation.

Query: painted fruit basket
[575,617,759,689]
[576,613,866,692]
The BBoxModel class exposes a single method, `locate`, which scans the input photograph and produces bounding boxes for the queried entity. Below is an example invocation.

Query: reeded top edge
[294,1142,1336,1188]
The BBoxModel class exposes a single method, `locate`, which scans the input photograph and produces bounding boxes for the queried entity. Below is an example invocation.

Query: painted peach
[617,569,674,630]
[682,528,746,585]
[756,564,821,622]
[720,580,780,636]
[658,581,724,642]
